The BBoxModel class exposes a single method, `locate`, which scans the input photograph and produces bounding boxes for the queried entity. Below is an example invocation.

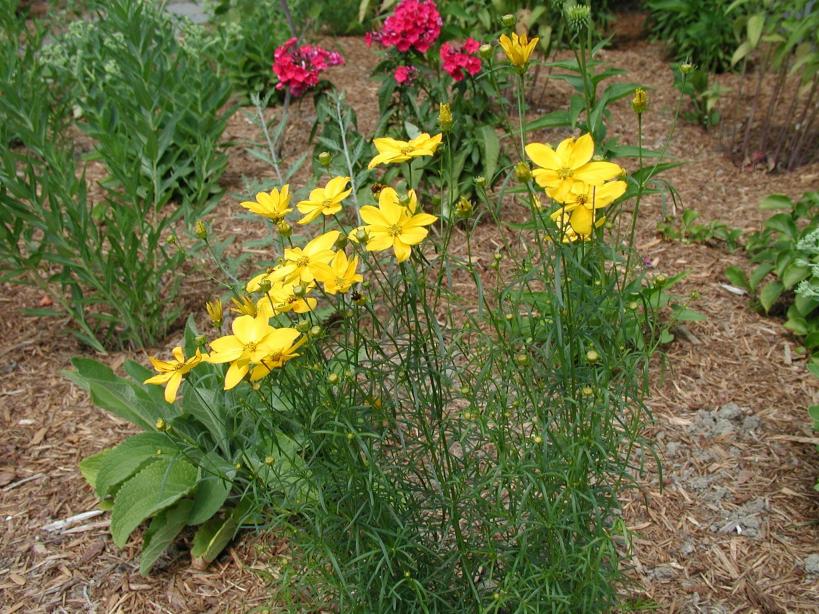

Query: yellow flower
[525,133,623,203]
[439,103,452,132]
[205,298,223,328]
[240,185,292,221]
[296,176,352,224]
[563,180,627,211]
[249,335,307,382]
[273,230,339,284]
[144,346,203,403]
[368,133,443,169]
[498,32,539,69]
[323,251,363,295]
[550,205,606,242]
[360,187,437,263]
[230,295,257,317]
[207,314,301,389]
[632,87,648,114]
[256,281,317,316]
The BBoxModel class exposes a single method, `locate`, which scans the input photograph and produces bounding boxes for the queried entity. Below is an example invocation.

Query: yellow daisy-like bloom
[367,133,443,169]
[564,180,627,211]
[207,314,301,390]
[550,205,606,243]
[205,298,223,328]
[323,251,363,295]
[240,185,292,221]
[144,346,204,403]
[249,335,308,382]
[256,281,317,317]
[230,295,257,317]
[273,230,339,284]
[360,187,437,263]
[498,32,539,69]
[525,133,623,203]
[296,176,352,225]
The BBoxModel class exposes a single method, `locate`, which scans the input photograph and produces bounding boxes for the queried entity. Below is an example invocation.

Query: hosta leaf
[781,263,809,290]
[95,432,179,499]
[758,280,784,313]
[724,266,749,290]
[139,499,193,575]
[111,457,198,548]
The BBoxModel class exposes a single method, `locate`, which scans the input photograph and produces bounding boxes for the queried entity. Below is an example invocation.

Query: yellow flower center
[322,199,333,208]
[388,224,403,238]
[245,342,258,353]
[576,194,588,205]
[557,167,573,179]
[400,145,415,155]
[296,256,310,268]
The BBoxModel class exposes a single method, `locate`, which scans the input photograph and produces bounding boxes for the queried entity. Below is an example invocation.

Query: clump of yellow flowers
[145,136,440,397]
[525,133,626,242]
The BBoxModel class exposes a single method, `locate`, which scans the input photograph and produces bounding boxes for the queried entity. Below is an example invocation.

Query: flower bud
[276,220,292,237]
[581,385,594,396]
[514,353,529,365]
[439,103,453,132]
[296,319,311,333]
[474,175,486,188]
[355,227,369,243]
[205,298,223,328]
[264,455,274,465]
[155,418,167,431]
[631,87,648,115]
[318,151,332,167]
[309,325,322,337]
[565,3,591,32]
[586,350,599,363]
[455,196,473,218]
[514,161,532,183]
[327,372,339,385]
[532,434,543,444]
[334,234,348,250]
[501,13,516,28]
[680,62,694,74]
[194,220,208,239]
[292,284,307,297]
[479,43,492,60]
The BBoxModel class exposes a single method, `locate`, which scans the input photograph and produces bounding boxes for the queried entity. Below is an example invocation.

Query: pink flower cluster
[273,37,344,98]
[439,38,481,81]
[365,0,442,54]
[394,65,417,86]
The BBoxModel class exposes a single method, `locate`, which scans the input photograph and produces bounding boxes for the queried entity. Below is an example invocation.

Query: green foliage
[658,208,743,250]
[68,318,311,574]
[724,192,819,350]
[646,0,742,73]
[205,1,291,99]
[42,0,234,212]
[673,65,724,128]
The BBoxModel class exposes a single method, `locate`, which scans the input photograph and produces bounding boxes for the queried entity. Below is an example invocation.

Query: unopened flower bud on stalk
[205,298,223,328]
[309,325,322,337]
[296,319,310,333]
[479,43,492,60]
[566,3,591,32]
[194,220,207,239]
[680,62,694,74]
[292,284,307,297]
[439,103,452,132]
[276,220,292,237]
[586,350,599,363]
[155,418,167,431]
[455,196,473,217]
[334,234,348,250]
[327,372,339,385]
[355,228,369,243]
[318,151,332,167]
[501,13,516,28]
[474,175,486,188]
[632,87,648,114]
[515,161,532,182]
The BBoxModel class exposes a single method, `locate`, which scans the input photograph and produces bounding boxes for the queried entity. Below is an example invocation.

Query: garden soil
[1,27,818,614]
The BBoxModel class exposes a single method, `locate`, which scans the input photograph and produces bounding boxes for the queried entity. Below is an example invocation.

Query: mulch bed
[1,22,817,613]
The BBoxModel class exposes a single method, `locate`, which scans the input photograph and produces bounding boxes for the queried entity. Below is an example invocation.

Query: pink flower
[394,65,417,85]
[440,38,482,82]
[273,38,344,98]
[366,0,442,55]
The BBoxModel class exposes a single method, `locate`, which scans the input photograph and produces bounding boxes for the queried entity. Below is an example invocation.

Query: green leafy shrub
[725,192,819,350]
[42,0,234,211]
[673,65,725,128]
[658,208,743,250]
[69,319,311,574]
[646,0,742,73]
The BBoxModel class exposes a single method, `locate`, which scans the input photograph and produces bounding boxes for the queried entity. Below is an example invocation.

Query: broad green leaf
[749,262,774,291]
[79,448,112,489]
[190,497,252,567]
[479,125,500,183]
[659,329,674,344]
[747,14,764,48]
[758,280,784,313]
[759,194,792,210]
[188,453,234,525]
[731,41,752,66]
[111,457,198,548]
[781,263,809,290]
[672,306,707,322]
[139,499,193,575]
[526,110,571,132]
[783,316,808,336]
[724,266,749,290]
[95,432,179,499]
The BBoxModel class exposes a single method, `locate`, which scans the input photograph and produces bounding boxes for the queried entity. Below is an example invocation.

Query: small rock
[711,497,767,538]
[804,553,819,576]
[741,415,761,431]
[717,403,742,420]
[647,564,678,581]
